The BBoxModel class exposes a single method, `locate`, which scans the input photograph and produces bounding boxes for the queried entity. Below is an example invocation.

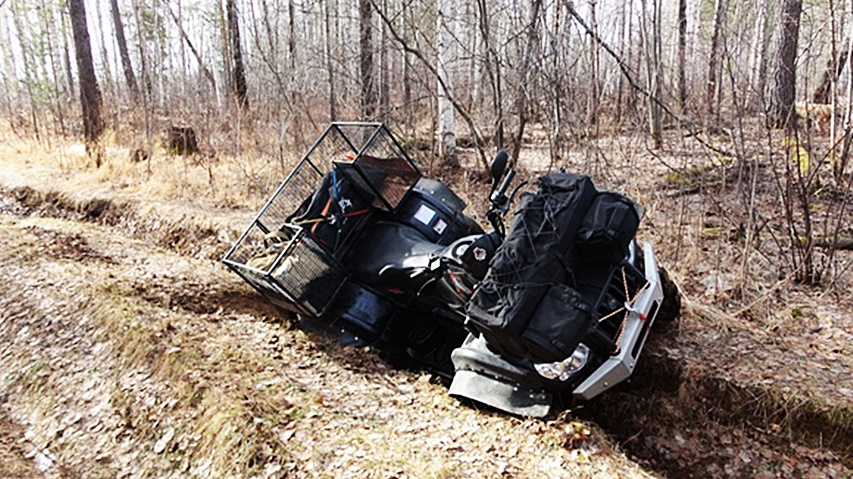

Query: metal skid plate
[449,335,553,417]
[449,370,552,417]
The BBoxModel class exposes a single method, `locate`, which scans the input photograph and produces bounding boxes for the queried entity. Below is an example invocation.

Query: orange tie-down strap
[287,198,368,235]
[311,198,335,235]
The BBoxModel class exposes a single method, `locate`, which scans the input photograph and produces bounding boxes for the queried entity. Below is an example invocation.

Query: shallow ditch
[0,184,849,477]
[0,186,228,260]
[576,340,851,477]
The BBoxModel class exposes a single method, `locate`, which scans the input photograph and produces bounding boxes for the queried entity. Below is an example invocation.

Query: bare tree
[677,0,687,111]
[166,4,216,90]
[288,0,296,70]
[68,0,104,144]
[511,0,543,162]
[372,0,489,171]
[227,0,248,107]
[707,0,726,117]
[770,0,803,129]
[477,0,503,149]
[436,0,456,163]
[587,0,599,129]
[60,11,75,99]
[10,0,42,139]
[379,0,389,115]
[748,0,770,108]
[324,0,337,120]
[640,0,663,147]
[109,0,139,100]
[402,4,412,130]
[359,0,376,118]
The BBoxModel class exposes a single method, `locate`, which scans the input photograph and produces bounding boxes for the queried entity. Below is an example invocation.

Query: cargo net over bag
[223,123,421,317]
[466,173,641,363]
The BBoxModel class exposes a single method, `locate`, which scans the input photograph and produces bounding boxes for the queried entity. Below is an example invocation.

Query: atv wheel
[655,267,681,324]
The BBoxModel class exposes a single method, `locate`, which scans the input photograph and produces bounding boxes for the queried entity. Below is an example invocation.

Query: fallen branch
[812,236,853,250]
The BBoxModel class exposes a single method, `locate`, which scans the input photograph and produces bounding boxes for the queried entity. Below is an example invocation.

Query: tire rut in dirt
[0,186,226,260]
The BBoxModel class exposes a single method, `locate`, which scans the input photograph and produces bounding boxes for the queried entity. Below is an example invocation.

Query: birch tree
[436,0,455,163]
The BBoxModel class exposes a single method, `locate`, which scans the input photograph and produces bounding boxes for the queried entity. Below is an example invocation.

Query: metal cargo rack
[223,123,421,317]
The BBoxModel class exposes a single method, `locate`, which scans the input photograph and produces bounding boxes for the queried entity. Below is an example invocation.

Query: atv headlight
[533,343,590,381]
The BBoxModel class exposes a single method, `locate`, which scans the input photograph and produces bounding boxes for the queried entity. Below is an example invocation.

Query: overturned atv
[224,123,680,417]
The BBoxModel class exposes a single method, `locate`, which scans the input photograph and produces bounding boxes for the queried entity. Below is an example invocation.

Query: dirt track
[0,176,849,477]
[0,198,652,477]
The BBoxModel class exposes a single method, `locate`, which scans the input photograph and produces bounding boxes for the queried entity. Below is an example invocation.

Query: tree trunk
[677,0,687,111]
[68,0,104,143]
[11,0,42,140]
[640,0,662,148]
[812,44,849,104]
[436,0,456,164]
[217,1,232,100]
[748,0,769,109]
[0,8,19,114]
[40,0,68,135]
[625,0,637,116]
[288,0,296,70]
[379,0,389,116]
[511,0,542,163]
[109,0,139,99]
[359,0,376,118]
[227,0,249,108]
[60,11,75,98]
[837,35,853,178]
[707,0,725,116]
[325,0,337,120]
[477,0,503,149]
[770,0,803,129]
[587,0,599,129]
[402,5,412,130]
[93,0,113,102]
[131,0,153,173]
[615,0,627,120]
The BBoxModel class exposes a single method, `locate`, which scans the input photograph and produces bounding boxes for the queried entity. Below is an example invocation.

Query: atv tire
[655,267,681,324]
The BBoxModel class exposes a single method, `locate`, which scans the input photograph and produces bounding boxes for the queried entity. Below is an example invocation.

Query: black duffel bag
[466,172,596,362]
[576,192,640,264]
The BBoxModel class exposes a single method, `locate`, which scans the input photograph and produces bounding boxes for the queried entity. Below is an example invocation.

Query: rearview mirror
[489,150,509,187]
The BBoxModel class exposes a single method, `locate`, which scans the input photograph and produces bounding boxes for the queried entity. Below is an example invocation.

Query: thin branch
[166,3,216,90]
[561,0,731,157]
[370,0,490,173]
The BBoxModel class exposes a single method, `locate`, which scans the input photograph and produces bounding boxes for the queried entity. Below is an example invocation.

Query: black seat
[347,221,443,290]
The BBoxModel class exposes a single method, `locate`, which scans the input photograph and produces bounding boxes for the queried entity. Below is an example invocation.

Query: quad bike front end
[449,242,674,417]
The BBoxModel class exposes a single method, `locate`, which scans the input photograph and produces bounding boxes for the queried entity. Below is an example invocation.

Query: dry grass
[1,126,289,213]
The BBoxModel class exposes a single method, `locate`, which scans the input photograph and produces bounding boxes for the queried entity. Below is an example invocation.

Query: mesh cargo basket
[223,123,421,317]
